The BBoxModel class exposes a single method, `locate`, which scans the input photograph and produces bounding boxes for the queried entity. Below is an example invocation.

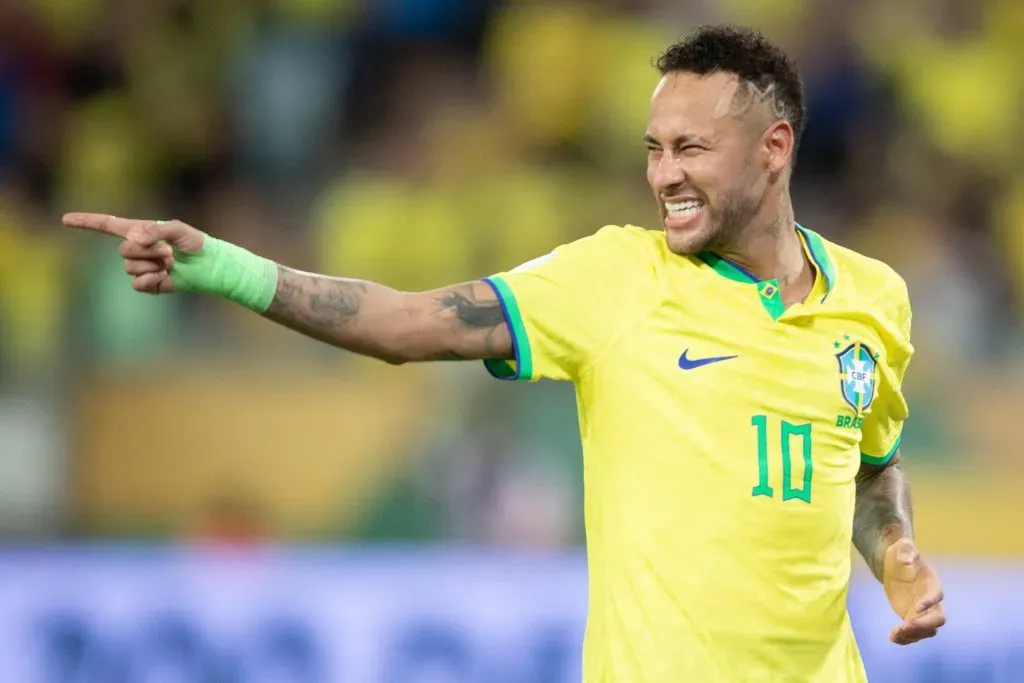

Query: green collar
[697,223,836,302]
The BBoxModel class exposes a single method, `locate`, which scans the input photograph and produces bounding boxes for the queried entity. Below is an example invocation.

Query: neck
[714,200,805,285]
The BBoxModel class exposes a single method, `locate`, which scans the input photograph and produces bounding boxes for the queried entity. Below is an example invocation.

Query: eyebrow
[642,132,713,147]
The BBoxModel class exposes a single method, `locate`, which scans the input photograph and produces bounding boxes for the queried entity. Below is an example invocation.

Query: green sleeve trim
[481,276,534,381]
[861,432,902,466]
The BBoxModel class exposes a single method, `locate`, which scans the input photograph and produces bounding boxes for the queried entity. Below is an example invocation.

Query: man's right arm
[264,267,512,364]
[61,213,513,365]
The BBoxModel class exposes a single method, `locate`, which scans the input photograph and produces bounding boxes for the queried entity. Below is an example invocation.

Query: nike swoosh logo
[678,349,738,370]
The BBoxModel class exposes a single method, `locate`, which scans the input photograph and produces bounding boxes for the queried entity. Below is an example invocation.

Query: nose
[650,151,685,196]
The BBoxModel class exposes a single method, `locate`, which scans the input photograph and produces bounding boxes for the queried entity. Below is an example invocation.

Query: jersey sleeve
[481,225,661,383]
[860,277,914,465]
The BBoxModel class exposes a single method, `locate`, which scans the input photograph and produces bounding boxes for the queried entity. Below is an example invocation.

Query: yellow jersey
[481,224,912,683]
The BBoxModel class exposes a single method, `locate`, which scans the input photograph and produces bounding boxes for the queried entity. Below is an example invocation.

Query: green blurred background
[0,0,1021,557]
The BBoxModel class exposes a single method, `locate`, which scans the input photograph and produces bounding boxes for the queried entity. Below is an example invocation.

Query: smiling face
[645,70,794,256]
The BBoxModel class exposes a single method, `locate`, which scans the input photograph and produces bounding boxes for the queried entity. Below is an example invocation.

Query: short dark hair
[655,25,805,150]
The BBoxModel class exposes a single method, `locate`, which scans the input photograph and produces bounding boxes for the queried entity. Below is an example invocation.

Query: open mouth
[664,199,704,228]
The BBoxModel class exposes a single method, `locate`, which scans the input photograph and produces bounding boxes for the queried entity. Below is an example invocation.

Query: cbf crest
[836,342,879,415]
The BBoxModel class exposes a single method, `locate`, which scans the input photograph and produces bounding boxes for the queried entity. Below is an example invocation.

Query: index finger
[916,590,944,614]
[907,608,946,632]
[891,606,946,641]
[62,213,153,239]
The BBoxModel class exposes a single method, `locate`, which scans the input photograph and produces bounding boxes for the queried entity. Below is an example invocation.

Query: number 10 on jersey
[751,415,813,503]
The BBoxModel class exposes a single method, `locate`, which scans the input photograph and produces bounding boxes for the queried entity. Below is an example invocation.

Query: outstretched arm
[854,452,946,645]
[265,269,511,364]
[62,214,513,364]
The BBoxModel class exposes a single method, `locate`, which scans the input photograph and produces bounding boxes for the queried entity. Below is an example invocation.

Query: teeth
[666,200,703,215]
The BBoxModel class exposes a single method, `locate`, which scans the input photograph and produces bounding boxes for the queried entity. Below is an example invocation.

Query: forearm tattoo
[265,266,367,330]
[263,268,511,362]
[853,454,914,581]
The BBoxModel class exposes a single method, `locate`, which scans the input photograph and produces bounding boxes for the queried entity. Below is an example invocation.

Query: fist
[63,213,204,294]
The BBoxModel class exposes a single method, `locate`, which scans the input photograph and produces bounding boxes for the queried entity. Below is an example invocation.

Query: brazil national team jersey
[481,224,912,683]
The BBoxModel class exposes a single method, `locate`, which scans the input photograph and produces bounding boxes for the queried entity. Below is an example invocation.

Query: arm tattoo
[853,453,914,581]
[266,266,367,329]
[426,285,510,361]
[261,268,512,363]
[437,289,505,328]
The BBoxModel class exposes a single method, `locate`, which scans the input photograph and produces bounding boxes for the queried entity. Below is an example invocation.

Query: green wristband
[171,233,279,313]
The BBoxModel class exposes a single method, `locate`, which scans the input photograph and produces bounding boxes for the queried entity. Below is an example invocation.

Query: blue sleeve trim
[480,276,533,382]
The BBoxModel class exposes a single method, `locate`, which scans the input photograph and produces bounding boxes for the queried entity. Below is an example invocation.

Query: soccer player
[65,24,944,683]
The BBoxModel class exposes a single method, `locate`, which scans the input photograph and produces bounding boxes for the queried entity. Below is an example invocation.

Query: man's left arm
[853,450,913,582]
[854,451,946,645]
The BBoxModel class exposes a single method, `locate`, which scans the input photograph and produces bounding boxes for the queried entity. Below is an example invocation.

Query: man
[65,24,944,683]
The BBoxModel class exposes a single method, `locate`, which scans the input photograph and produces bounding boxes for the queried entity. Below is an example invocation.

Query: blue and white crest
[836,343,878,414]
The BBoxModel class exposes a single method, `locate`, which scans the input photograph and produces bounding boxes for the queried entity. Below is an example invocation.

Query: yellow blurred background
[0,0,1021,560]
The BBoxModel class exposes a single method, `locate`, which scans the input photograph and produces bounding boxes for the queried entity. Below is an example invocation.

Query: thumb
[131,219,204,254]
[884,538,920,585]
[893,539,919,566]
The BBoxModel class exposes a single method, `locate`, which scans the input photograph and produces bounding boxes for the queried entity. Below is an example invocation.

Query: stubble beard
[666,186,763,256]
[704,187,764,252]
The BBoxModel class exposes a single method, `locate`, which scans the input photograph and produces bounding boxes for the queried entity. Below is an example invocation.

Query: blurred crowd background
[0,0,1022,555]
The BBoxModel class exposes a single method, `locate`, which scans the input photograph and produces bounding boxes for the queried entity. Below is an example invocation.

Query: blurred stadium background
[0,0,1022,681]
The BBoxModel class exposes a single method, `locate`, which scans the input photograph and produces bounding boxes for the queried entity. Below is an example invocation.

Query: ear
[763,120,794,174]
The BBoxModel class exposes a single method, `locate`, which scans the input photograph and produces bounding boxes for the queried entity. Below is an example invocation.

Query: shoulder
[573,223,664,255]
[518,224,665,277]
[823,236,910,310]
[574,224,668,274]
[821,234,913,350]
